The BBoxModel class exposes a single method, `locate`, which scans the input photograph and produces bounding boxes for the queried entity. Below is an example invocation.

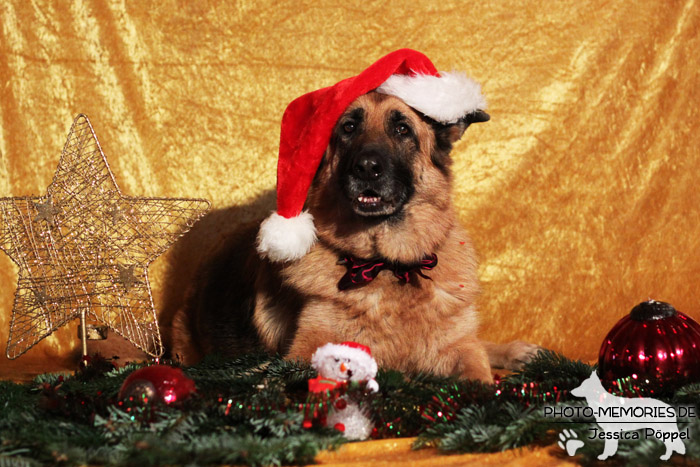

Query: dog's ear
[465,109,491,125]
[447,110,490,144]
[429,110,489,172]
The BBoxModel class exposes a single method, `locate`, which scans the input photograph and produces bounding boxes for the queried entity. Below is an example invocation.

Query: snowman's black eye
[334,358,339,362]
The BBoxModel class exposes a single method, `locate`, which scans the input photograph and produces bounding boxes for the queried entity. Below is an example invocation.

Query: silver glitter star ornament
[0,114,210,359]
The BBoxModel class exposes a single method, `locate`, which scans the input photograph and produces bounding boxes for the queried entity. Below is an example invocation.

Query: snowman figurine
[309,342,379,440]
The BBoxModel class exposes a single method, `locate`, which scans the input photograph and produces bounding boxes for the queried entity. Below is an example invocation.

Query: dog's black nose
[353,153,384,181]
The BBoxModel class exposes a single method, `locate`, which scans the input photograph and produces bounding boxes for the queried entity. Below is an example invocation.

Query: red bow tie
[337,253,438,290]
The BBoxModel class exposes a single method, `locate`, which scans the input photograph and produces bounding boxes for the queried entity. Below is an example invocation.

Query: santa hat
[257,49,487,262]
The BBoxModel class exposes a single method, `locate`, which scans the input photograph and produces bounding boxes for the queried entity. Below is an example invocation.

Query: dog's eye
[395,124,410,136]
[343,122,356,134]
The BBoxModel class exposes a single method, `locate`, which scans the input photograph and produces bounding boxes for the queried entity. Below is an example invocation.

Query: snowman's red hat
[340,341,372,357]
[257,49,487,262]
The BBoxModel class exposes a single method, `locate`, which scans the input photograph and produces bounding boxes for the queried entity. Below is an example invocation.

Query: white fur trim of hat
[377,71,487,124]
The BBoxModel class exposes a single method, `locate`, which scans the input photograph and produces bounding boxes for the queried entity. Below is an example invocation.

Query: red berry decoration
[598,300,700,393]
[118,365,196,404]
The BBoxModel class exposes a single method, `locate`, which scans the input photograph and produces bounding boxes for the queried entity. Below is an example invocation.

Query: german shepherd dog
[174,92,538,382]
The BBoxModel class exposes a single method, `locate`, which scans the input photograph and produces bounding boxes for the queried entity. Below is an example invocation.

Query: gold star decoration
[0,114,210,359]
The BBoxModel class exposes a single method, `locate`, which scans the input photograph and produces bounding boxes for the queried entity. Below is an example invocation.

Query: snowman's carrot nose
[340,363,347,373]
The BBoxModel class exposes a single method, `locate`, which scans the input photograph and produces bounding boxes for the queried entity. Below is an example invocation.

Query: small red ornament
[335,399,347,410]
[598,300,700,392]
[118,364,196,404]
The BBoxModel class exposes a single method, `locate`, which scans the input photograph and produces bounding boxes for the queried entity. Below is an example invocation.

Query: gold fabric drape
[1,0,699,462]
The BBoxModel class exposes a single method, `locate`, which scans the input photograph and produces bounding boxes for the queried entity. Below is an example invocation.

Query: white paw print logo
[558,429,584,456]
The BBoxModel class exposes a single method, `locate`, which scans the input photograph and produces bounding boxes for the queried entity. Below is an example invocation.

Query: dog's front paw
[485,340,542,371]
[503,340,542,370]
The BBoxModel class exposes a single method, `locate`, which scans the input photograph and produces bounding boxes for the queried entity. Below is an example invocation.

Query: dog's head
[306,91,488,262]
[571,370,606,398]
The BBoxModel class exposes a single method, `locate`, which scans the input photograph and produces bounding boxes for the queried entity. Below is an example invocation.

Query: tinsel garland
[0,351,698,466]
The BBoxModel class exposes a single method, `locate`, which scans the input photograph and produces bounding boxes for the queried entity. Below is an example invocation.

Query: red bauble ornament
[335,399,347,410]
[118,365,196,404]
[598,300,700,392]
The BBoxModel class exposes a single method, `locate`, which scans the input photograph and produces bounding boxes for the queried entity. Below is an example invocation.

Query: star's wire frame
[0,114,210,359]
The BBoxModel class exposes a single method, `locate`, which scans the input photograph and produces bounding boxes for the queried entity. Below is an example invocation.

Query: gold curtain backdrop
[1,1,699,370]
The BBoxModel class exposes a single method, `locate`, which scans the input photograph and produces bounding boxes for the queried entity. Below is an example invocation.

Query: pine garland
[0,350,697,466]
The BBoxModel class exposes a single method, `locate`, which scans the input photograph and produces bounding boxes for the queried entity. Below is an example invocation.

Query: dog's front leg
[449,335,493,383]
[286,332,334,362]
[598,434,618,460]
[482,340,541,371]
[284,302,339,362]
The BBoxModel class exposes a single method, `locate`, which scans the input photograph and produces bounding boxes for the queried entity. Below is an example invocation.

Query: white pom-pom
[366,378,379,393]
[256,211,317,262]
[377,71,487,124]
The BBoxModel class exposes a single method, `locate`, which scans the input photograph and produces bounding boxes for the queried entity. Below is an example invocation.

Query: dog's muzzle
[344,149,411,217]
[352,151,384,182]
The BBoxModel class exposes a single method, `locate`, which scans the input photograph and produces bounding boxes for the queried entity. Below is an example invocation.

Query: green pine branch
[0,350,698,466]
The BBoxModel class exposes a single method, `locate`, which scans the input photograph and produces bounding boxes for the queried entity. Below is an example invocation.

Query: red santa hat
[257,49,487,262]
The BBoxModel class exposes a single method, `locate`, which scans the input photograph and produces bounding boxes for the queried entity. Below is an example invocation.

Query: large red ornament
[118,365,196,404]
[598,300,700,392]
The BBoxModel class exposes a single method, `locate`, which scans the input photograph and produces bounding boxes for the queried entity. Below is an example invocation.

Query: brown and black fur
[173,92,537,382]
